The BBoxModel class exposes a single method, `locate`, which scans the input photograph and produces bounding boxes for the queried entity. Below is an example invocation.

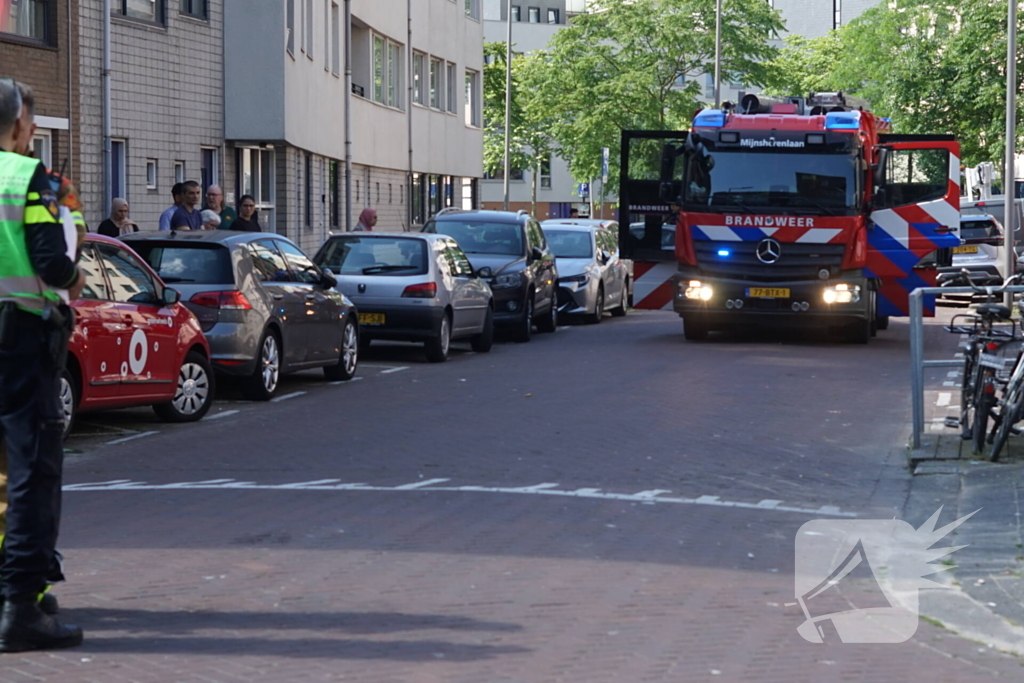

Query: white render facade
[225,0,484,252]
[77,0,229,231]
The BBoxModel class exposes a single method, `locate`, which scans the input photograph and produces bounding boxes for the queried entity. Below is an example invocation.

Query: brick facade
[0,0,80,182]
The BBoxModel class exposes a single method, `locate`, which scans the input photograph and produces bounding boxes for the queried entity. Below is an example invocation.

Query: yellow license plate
[359,312,386,325]
[953,245,979,254]
[746,287,790,299]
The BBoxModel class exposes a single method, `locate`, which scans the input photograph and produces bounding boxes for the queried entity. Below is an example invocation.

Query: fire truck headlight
[823,284,860,304]
[683,280,713,301]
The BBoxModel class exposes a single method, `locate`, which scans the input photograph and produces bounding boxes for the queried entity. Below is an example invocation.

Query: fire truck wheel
[683,316,708,341]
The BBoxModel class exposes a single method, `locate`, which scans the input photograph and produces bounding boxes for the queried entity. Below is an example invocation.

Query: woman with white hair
[200,209,221,230]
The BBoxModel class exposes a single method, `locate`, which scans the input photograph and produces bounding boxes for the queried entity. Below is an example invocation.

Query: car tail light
[190,291,253,310]
[401,282,437,298]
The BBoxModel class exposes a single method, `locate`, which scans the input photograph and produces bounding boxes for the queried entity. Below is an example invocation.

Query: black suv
[423,209,558,342]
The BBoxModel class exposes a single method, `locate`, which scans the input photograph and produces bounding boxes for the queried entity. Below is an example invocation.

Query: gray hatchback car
[123,231,359,400]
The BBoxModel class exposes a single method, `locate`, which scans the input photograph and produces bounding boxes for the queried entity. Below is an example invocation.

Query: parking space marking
[936,392,951,407]
[271,391,306,403]
[358,364,406,369]
[379,366,409,374]
[63,478,857,517]
[330,377,364,385]
[207,410,240,421]
[104,431,158,446]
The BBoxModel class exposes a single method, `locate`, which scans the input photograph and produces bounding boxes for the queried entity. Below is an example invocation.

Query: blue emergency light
[717,249,730,257]
[694,110,727,128]
[824,110,861,130]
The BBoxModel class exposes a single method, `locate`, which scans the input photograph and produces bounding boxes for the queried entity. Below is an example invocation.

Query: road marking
[207,410,240,420]
[358,364,404,369]
[104,431,158,446]
[330,377,364,385]
[271,391,306,402]
[947,371,959,378]
[62,479,856,517]
[943,381,956,387]
[936,393,952,407]
[395,478,451,489]
[379,366,409,374]
[955,353,964,359]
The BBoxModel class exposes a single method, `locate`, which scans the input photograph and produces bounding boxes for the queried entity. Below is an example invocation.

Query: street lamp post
[503,0,513,211]
[1005,0,1017,306]
[713,0,722,108]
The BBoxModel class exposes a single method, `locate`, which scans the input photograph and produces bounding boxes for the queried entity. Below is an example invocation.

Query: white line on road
[936,393,952,407]
[271,391,306,402]
[207,410,240,420]
[62,479,857,517]
[358,364,404,369]
[379,366,409,374]
[947,371,960,378]
[395,478,451,489]
[330,377,364,385]
[104,431,158,446]
[955,353,964,359]
[943,381,956,387]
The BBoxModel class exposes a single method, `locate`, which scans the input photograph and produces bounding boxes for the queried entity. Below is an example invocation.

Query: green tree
[528,0,784,195]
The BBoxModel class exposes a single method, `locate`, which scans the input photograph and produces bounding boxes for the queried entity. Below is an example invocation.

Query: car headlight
[823,283,861,304]
[558,274,589,286]
[491,272,524,289]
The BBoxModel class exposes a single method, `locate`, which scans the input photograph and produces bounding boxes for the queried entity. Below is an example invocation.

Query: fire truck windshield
[683,143,859,215]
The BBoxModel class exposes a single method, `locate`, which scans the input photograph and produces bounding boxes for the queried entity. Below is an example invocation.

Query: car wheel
[471,306,494,353]
[58,368,77,442]
[610,282,628,317]
[244,329,281,401]
[153,352,215,422]
[683,316,708,341]
[512,297,533,343]
[586,286,604,325]
[324,319,359,381]
[425,312,452,362]
[536,294,558,333]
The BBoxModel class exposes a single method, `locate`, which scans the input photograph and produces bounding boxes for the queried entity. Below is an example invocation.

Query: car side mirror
[475,266,493,279]
[530,246,544,261]
[600,250,611,263]
[320,270,337,289]
[163,288,180,305]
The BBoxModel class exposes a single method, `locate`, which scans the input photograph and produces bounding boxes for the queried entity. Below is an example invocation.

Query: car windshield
[316,236,428,276]
[424,220,524,256]
[544,230,594,258]
[127,243,234,285]
[960,219,1000,241]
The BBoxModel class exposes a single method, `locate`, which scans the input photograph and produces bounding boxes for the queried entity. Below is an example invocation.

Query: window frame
[179,0,207,20]
[547,8,558,24]
[248,239,293,284]
[370,33,403,109]
[96,241,162,306]
[287,0,295,54]
[446,62,458,113]
[429,57,443,110]
[412,51,426,106]
[111,139,127,203]
[31,130,52,169]
[112,0,166,26]
[330,0,340,76]
[464,69,481,128]
[78,243,113,302]
[528,6,540,23]
[510,5,520,21]
[174,160,185,184]
[146,159,158,190]
[0,0,51,43]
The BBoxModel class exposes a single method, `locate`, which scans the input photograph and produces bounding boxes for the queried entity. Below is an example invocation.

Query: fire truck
[618,92,961,342]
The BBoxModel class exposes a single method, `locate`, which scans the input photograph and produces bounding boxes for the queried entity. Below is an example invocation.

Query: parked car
[123,231,358,400]
[629,220,676,251]
[938,214,1006,288]
[63,234,215,439]
[313,232,494,362]
[422,209,558,342]
[541,219,632,323]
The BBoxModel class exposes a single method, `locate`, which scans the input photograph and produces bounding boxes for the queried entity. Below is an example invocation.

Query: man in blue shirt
[158,183,184,231]
[170,181,203,231]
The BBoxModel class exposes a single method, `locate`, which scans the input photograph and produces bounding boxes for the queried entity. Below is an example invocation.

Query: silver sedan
[541,221,631,324]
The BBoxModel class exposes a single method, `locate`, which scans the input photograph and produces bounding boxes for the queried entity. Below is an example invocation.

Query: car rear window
[316,236,428,276]
[424,220,524,256]
[544,229,594,258]
[960,219,1000,241]
[128,243,235,285]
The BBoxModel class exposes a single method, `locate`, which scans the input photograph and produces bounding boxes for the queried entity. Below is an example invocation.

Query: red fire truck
[619,92,961,342]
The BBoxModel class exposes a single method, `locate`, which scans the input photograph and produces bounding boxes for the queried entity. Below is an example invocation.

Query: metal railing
[909,285,1024,449]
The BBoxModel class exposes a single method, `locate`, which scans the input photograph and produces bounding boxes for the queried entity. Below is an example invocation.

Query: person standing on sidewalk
[205,185,236,230]
[170,181,203,231]
[0,78,84,651]
[159,183,185,231]
[355,207,377,231]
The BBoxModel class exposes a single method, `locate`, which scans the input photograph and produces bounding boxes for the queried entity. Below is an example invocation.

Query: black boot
[0,596,82,652]
[38,593,58,616]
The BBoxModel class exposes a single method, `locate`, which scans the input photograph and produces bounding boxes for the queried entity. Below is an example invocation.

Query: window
[276,240,321,284]
[113,0,164,24]
[547,8,558,23]
[833,0,841,29]
[329,160,339,228]
[96,243,159,305]
[111,139,127,202]
[146,159,158,190]
[305,153,313,228]
[878,148,949,209]
[446,62,457,113]
[248,240,291,283]
[201,147,218,195]
[287,0,295,53]
[465,69,480,127]
[131,243,234,285]
[179,0,206,19]
[31,131,51,169]
[373,35,385,103]
[331,1,340,75]
[1,0,47,41]
[465,0,478,20]
[324,0,329,71]
[412,52,426,105]
[320,236,428,276]
[511,5,520,21]
[528,6,539,22]
[429,57,442,109]
[371,34,402,107]
[174,160,185,184]
[237,147,276,232]
[306,0,313,58]
[704,72,714,99]
[526,220,544,251]
[388,41,400,107]
[540,155,551,189]
[447,243,474,276]
[482,167,523,181]
[78,245,110,300]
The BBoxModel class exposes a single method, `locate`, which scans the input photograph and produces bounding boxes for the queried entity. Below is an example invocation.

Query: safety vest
[0,152,61,316]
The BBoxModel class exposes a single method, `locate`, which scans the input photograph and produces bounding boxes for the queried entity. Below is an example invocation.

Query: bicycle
[943,271,1020,455]
[988,290,1024,461]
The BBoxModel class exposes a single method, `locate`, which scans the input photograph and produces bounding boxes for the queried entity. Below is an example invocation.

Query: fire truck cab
[619,92,962,342]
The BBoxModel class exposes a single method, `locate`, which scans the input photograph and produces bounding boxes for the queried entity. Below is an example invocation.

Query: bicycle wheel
[972,380,995,455]
[991,384,1024,461]
[960,346,979,440]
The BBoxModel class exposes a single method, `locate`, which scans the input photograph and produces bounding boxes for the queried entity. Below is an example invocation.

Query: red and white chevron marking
[632,261,678,310]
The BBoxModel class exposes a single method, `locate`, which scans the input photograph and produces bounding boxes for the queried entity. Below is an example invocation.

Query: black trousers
[0,311,63,599]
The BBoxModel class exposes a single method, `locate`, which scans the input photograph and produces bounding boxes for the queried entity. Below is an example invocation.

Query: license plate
[953,245,979,254]
[359,312,386,325]
[746,287,790,299]
[979,353,1009,370]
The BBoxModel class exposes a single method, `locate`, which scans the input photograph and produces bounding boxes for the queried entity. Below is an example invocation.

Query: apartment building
[1,0,80,181]
[771,0,879,38]
[77,0,227,230]
[225,0,484,252]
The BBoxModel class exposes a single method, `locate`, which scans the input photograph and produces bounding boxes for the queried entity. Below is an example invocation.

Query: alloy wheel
[262,335,280,393]
[171,361,211,416]
[342,322,358,375]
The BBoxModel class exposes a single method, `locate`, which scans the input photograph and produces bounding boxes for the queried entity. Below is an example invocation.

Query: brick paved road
[4,312,1022,681]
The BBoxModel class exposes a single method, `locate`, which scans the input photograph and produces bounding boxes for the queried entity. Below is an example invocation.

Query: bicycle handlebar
[956,268,1022,295]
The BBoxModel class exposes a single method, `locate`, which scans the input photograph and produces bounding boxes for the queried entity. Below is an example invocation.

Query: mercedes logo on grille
[756,238,782,264]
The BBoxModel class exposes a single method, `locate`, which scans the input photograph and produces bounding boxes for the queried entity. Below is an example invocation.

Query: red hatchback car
[60,234,215,438]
